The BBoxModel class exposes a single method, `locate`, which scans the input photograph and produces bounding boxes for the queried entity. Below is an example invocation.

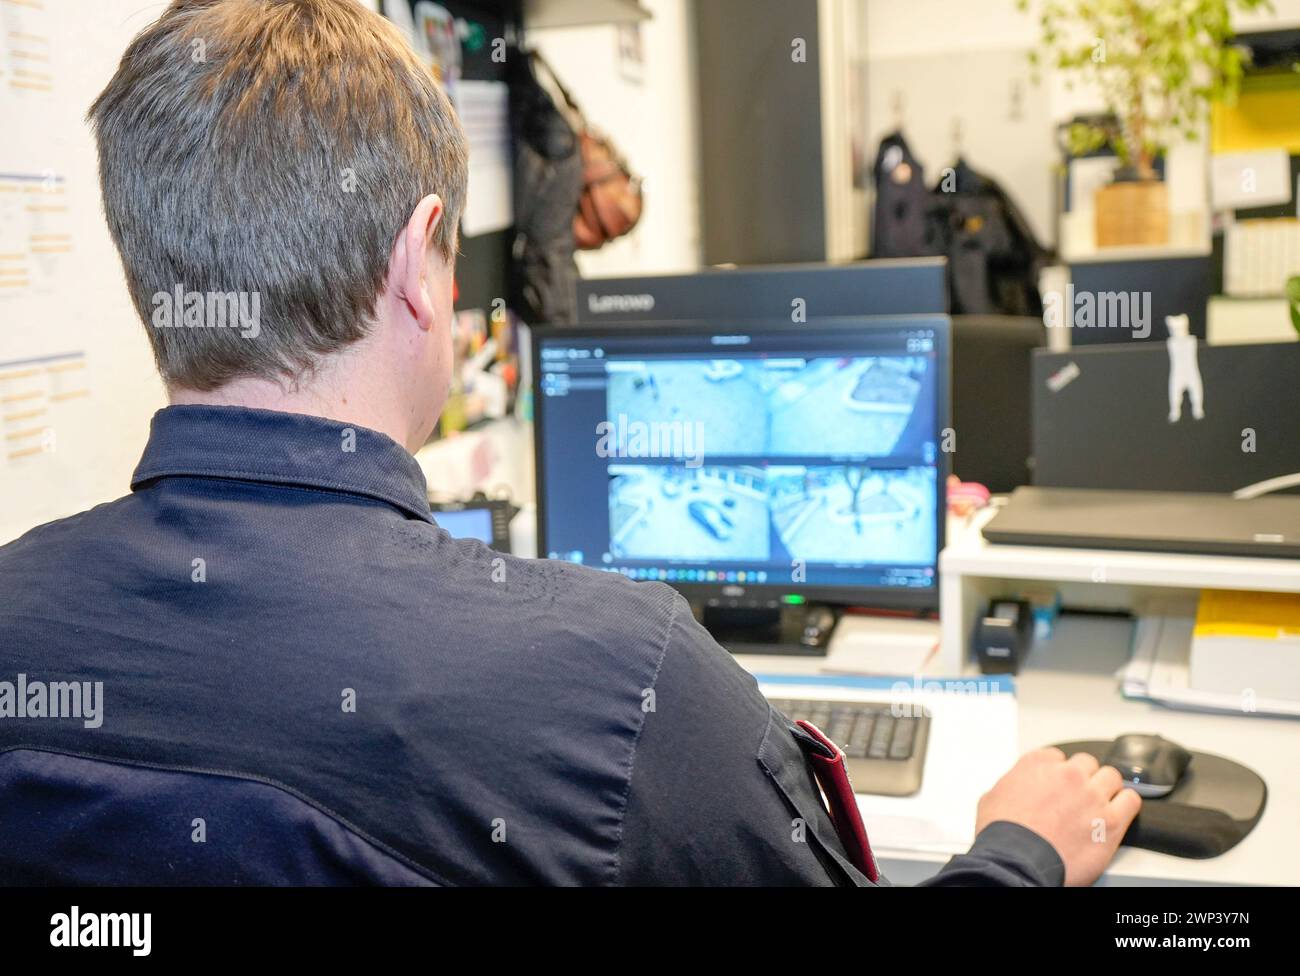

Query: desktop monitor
[574,262,1040,493]
[533,316,950,610]
[575,258,948,324]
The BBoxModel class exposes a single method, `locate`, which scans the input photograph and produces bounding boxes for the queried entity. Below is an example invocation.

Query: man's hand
[976,747,1142,886]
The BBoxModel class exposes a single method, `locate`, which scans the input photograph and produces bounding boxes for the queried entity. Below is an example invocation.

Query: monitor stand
[693,602,836,657]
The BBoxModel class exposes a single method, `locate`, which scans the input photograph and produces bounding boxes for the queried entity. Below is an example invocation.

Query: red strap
[796,719,879,882]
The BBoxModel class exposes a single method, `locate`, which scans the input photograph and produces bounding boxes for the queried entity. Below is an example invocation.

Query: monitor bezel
[531,315,950,610]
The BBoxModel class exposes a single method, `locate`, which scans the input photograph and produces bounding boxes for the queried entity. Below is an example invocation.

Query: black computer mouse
[1102,734,1192,798]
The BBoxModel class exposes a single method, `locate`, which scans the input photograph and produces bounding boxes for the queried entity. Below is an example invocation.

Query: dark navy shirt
[0,405,1063,885]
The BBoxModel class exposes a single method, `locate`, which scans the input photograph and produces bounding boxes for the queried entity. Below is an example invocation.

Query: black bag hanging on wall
[870,133,1047,316]
[870,131,945,260]
[507,47,584,326]
[935,158,1047,317]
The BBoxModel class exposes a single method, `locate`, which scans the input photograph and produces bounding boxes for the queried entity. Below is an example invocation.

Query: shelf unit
[938,507,1300,673]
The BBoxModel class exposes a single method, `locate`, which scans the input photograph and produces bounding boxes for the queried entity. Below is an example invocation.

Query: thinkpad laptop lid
[983,487,1300,558]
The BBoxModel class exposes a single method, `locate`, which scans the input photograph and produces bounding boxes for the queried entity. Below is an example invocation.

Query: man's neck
[169,368,422,453]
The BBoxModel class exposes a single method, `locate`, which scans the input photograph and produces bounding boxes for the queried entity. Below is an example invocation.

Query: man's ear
[393,193,445,332]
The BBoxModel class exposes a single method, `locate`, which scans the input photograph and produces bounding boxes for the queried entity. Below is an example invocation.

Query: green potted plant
[1020,0,1272,247]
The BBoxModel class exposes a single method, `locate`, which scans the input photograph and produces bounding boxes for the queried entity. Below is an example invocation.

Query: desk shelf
[938,507,1300,673]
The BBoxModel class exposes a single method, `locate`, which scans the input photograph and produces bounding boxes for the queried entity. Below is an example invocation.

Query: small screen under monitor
[533,317,949,606]
[432,507,495,545]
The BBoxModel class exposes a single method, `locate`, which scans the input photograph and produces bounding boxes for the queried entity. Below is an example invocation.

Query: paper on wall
[458,80,513,238]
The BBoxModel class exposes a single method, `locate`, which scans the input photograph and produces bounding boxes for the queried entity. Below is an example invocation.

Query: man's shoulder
[462,539,688,635]
[0,497,130,568]
[392,530,702,675]
[552,559,693,647]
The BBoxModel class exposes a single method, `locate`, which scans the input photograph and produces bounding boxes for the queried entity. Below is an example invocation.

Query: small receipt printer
[974,599,1033,674]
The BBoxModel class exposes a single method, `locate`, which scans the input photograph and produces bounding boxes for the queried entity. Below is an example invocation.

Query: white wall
[0,1,168,543]
[864,45,1057,246]
[865,0,1038,57]
[865,0,1300,81]
[864,1,1056,247]
[526,0,701,276]
[1236,0,1300,29]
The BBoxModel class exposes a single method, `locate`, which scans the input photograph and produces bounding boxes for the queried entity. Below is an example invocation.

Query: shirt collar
[131,405,434,523]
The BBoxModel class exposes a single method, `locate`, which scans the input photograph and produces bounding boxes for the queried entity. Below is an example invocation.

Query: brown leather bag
[532,52,643,250]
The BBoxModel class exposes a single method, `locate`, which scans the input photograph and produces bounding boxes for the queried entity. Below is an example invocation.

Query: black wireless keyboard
[769,698,931,797]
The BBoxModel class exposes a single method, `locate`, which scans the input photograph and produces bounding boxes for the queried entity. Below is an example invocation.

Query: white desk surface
[737,630,1299,887]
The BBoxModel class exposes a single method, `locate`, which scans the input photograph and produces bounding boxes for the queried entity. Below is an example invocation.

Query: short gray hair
[89,0,469,390]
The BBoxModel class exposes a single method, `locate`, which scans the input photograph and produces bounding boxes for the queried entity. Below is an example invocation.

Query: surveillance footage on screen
[607,464,936,566]
[604,354,929,458]
[600,352,936,568]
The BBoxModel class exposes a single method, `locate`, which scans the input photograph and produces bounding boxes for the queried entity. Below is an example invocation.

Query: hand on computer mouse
[975,747,1142,886]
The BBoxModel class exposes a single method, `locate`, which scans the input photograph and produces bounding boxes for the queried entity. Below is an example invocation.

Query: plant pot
[1095,179,1169,247]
